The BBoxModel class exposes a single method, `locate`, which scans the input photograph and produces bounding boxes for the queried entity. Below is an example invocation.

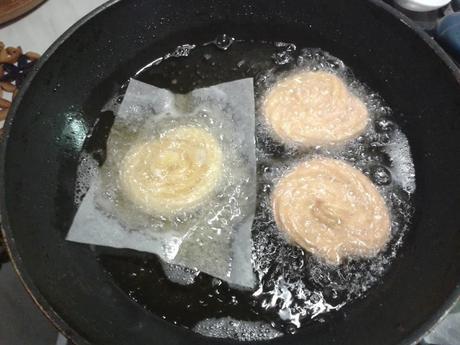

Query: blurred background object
[392,0,451,31]
[0,42,40,123]
[394,0,451,11]
[436,12,460,60]
[0,0,45,25]
[0,0,106,54]
[453,0,460,10]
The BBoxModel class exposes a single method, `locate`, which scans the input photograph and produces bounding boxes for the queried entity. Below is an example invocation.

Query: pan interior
[2,1,460,344]
[86,38,415,338]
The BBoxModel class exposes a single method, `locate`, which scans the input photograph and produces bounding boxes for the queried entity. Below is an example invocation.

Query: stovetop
[0,1,459,345]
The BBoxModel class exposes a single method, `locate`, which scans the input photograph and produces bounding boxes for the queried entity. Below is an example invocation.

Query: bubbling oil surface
[81,37,415,340]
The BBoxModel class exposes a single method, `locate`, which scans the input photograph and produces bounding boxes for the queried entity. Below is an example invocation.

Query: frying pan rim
[0,2,122,344]
[1,0,459,344]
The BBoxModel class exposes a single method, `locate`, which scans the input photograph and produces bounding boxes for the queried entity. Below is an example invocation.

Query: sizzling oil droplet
[371,165,392,186]
[212,34,236,50]
[272,43,296,65]
[52,82,61,92]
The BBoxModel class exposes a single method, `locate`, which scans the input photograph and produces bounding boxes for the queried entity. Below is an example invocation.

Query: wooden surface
[0,0,45,25]
[0,0,106,54]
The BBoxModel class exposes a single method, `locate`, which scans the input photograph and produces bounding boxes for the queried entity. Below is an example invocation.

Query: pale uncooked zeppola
[272,158,390,264]
[119,126,223,216]
[263,71,369,147]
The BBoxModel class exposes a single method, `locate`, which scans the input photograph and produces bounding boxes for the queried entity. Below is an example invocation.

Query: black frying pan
[2,0,460,344]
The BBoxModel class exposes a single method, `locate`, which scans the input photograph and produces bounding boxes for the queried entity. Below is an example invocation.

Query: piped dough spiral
[263,71,369,147]
[119,127,223,216]
[272,158,390,264]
